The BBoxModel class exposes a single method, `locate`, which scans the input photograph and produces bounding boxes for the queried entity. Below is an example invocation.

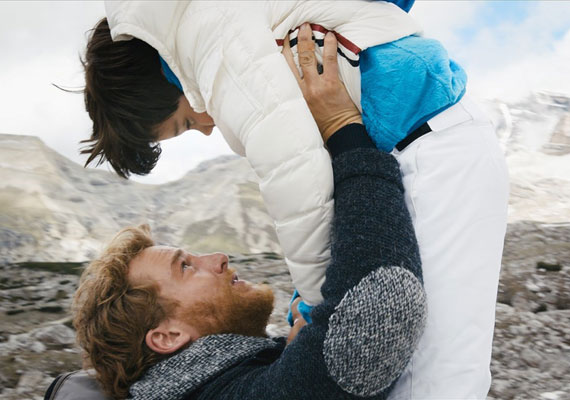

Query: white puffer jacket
[105,0,421,305]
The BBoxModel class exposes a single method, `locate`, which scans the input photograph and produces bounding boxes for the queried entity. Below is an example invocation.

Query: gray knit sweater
[130,124,427,400]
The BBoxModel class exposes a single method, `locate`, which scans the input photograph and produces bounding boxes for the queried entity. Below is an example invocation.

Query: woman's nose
[198,124,214,136]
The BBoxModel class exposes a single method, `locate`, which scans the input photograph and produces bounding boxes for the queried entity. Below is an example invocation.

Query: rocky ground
[488,221,570,400]
[1,221,569,400]
[0,254,294,400]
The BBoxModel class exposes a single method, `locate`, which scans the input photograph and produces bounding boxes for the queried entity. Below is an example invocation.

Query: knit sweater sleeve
[201,124,427,399]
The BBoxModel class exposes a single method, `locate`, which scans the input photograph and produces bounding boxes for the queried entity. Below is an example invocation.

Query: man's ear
[145,319,198,355]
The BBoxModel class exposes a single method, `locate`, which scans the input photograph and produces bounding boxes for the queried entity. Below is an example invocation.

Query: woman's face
[156,96,215,141]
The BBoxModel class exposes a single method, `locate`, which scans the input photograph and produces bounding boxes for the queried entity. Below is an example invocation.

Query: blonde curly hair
[73,224,177,399]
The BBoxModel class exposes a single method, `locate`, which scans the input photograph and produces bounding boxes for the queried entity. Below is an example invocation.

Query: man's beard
[178,273,275,338]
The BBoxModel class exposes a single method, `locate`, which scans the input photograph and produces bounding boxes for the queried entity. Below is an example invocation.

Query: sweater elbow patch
[323,266,427,397]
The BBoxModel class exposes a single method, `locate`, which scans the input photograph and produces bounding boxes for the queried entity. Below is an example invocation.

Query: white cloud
[133,129,233,184]
[411,1,570,102]
[469,29,570,101]
[0,1,105,169]
[410,1,481,48]
[457,2,570,101]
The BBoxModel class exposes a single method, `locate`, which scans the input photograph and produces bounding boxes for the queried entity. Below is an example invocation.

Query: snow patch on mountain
[480,92,570,223]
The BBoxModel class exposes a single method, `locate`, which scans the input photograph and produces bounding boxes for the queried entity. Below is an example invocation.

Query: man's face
[129,246,274,348]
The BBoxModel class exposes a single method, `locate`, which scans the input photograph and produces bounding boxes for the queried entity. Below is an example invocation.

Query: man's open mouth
[231,273,239,285]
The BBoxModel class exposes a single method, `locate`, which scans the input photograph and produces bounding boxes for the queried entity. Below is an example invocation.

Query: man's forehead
[140,245,178,261]
[129,245,178,279]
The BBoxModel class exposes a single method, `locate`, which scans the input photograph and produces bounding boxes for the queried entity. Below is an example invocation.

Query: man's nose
[200,253,228,274]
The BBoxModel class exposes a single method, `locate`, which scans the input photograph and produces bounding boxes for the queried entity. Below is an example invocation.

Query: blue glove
[287,289,314,326]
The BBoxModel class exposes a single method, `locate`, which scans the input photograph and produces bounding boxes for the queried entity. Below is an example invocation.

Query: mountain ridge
[0,133,280,263]
[1,92,568,263]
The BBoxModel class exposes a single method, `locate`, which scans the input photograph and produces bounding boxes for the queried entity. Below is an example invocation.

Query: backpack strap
[44,370,109,400]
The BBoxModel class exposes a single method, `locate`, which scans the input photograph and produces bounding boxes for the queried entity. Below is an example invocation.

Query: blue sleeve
[360,37,467,152]
[287,290,314,325]
[374,0,415,13]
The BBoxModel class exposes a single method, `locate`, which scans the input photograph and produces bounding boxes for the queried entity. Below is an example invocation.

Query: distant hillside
[0,134,280,263]
[1,92,568,263]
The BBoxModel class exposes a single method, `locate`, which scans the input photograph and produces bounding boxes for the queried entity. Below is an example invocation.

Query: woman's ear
[145,319,197,354]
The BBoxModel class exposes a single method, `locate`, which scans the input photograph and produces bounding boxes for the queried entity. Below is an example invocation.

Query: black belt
[395,122,432,151]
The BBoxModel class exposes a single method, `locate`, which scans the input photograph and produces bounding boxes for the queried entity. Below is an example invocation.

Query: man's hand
[287,297,308,344]
[282,23,362,143]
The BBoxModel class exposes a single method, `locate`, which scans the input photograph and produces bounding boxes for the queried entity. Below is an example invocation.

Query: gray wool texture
[324,267,427,396]
[129,334,280,400]
[127,136,427,400]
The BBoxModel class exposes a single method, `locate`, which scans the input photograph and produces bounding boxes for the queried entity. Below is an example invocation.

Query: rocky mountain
[481,92,570,223]
[0,134,280,264]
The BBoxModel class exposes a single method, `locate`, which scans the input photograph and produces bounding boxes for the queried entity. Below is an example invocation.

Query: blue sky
[473,1,532,27]
[0,1,569,184]
[454,2,533,44]
[460,1,568,49]
[412,1,569,101]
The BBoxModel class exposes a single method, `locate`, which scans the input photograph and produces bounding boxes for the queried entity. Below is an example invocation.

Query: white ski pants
[389,96,509,400]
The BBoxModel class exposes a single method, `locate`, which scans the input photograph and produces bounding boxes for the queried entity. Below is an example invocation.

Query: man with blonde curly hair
[73,224,275,399]
[73,224,168,398]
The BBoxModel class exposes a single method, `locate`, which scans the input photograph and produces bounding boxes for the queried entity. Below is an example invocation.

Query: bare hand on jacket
[282,23,362,143]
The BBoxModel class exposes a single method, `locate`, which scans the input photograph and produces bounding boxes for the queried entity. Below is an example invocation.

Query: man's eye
[182,262,192,272]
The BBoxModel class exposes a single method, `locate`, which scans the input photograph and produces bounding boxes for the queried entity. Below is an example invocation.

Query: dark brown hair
[81,18,181,178]
[73,225,177,399]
